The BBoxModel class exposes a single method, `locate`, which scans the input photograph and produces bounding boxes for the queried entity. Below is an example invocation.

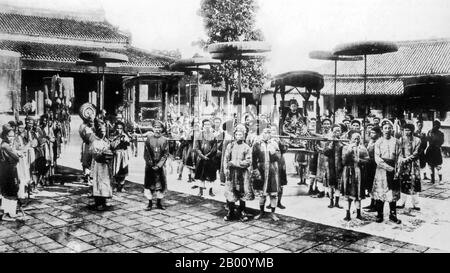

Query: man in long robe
[372,120,402,224]
[414,120,428,181]
[341,130,370,221]
[111,121,130,192]
[223,124,254,222]
[363,126,382,212]
[144,121,169,210]
[252,127,282,221]
[194,119,218,197]
[397,123,422,210]
[90,119,114,211]
[323,124,344,209]
[313,118,332,198]
[268,124,289,210]
[425,120,445,185]
[79,117,94,183]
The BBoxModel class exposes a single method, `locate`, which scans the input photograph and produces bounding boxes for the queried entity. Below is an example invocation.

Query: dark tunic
[194,131,218,181]
[414,130,428,169]
[110,133,130,178]
[425,129,444,167]
[144,136,169,192]
[272,138,289,186]
[398,136,422,194]
[0,142,20,198]
[365,138,378,191]
[183,131,198,169]
[323,141,344,189]
[33,127,50,176]
[252,140,281,195]
[340,144,369,200]
[144,134,169,192]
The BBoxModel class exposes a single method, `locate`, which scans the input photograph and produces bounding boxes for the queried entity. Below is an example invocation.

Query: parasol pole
[363,54,367,143]
[333,60,337,124]
[237,58,242,121]
[197,65,200,120]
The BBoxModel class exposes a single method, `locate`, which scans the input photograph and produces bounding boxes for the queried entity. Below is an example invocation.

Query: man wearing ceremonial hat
[223,124,254,221]
[143,120,169,210]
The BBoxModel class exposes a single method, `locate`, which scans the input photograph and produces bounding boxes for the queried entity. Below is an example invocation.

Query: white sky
[4,0,450,74]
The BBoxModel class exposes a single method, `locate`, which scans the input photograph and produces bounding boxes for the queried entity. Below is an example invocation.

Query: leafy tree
[197,0,268,103]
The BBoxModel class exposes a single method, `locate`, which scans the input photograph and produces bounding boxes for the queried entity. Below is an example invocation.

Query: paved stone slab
[2,166,443,254]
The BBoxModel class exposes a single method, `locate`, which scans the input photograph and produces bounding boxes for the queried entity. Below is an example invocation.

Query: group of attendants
[0,115,65,221]
[77,101,447,225]
[281,99,445,224]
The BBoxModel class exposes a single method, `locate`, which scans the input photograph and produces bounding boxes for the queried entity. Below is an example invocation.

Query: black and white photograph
[0,0,449,261]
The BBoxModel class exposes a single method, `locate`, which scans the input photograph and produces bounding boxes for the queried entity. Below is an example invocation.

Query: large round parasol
[207,41,271,119]
[332,41,398,56]
[332,41,398,141]
[309,50,363,123]
[78,50,129,111]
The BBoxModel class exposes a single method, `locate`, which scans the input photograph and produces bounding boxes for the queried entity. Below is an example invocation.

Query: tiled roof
[316,38,450,77]
[321,79,404,96]
[0,40,175,67]
[0,12,128,43]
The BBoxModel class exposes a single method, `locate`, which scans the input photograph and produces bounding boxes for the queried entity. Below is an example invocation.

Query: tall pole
[333,60,337,124]
[363,54,367,143]
[237,59,242,121]
[197,67,200,120]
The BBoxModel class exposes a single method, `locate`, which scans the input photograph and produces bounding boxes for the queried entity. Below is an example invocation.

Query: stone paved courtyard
[0,166,444,253]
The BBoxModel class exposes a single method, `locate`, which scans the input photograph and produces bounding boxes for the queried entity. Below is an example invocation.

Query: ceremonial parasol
[332,41,398,141]
[78,50,129,111]
[169,54,221,117]
[309,50,363,123]
[207,41,271,119]
[270,70,324,134]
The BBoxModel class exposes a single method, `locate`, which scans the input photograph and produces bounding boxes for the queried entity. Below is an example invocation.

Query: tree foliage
[197,0,268,97]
